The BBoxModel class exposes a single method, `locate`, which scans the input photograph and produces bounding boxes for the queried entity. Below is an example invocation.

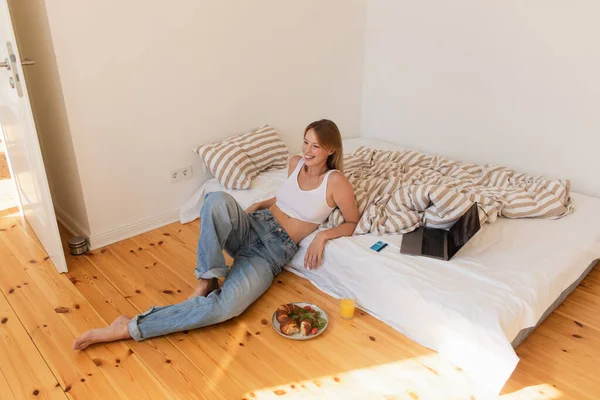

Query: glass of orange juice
[340,298,356,320]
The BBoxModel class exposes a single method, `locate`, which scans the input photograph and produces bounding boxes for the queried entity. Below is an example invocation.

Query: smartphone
[370,240,388,252]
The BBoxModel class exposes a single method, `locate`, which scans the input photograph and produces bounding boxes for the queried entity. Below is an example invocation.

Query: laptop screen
[447,203,480,256]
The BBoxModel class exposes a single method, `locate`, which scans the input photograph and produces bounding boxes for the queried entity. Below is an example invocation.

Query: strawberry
[303,306,312,311]
[311,327,318,335]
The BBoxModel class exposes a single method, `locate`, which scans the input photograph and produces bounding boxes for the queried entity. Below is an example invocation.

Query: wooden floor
[0,154,599,399]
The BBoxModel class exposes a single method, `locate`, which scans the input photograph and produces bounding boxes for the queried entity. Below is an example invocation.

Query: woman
[73,119,359,350]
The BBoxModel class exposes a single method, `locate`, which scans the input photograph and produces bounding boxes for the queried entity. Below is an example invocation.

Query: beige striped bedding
[323,146,574,234]
[195,125,289,189]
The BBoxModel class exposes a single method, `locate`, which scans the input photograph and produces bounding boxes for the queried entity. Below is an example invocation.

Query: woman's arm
[245,197,276,213]
[304,172,359,269]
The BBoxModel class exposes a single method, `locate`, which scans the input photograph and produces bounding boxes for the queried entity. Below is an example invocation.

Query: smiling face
[301,119,344,173]
[302,129,331,169]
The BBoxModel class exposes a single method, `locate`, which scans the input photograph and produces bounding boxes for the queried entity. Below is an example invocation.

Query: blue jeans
[128,191,299,340]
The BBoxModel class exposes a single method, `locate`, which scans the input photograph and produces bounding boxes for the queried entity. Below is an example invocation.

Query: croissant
[278,304,302,314]
[276,303,303,323]
[275,309,289,323]
[279,318,300,335]
[300,319,312,336]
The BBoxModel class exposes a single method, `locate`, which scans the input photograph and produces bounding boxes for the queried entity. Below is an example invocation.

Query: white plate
[271,302,329,340]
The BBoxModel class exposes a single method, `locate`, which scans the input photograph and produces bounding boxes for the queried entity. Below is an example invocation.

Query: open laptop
[400,202,480,260]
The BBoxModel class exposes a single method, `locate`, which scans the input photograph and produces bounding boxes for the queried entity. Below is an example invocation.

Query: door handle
[4,43,32,97]
[0,57,35,70]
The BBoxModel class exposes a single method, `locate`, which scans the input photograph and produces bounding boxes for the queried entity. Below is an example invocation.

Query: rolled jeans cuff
[127,306,158,341]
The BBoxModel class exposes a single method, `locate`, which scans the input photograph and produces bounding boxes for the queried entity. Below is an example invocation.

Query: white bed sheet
[179,138,600,393]
[287,193,600,393]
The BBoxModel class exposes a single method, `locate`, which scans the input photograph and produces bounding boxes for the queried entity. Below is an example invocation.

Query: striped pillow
[196,125,289,189]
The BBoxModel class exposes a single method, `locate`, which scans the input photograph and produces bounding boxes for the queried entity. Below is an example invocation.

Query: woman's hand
[246,197,276,214]
[304,232,327,270]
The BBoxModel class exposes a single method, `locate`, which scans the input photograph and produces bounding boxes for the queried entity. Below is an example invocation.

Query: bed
[179,137,600,394]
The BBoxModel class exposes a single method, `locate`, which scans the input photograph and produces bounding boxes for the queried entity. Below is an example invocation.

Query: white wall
[362,1,600,197]
[38,1,366,241]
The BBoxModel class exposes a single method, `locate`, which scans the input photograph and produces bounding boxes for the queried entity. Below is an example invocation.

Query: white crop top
[276,158,336,224]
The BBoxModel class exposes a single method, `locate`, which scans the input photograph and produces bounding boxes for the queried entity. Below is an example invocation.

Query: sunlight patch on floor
[500,384,562,400]
[0,178,18,211]
[242,353,564,399]
[242,354,495,399]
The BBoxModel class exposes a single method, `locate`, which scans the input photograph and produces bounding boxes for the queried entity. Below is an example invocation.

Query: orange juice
[340,298,355,320]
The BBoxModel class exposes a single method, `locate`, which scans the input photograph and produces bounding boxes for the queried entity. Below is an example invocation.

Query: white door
[0,1,67,273]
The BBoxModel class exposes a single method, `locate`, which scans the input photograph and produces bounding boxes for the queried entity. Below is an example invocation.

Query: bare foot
[188,277,219,299]
[73,315,131,350]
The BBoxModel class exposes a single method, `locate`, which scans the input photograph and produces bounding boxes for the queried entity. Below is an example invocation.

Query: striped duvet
[323,146,574,234]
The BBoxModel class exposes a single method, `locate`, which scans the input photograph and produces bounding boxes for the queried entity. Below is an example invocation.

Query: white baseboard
[87,210,181,250]
[55,207,181,250]
[54,206,90,239]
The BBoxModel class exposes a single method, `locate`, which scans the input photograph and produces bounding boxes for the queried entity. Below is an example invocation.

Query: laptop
[400,202,480,260]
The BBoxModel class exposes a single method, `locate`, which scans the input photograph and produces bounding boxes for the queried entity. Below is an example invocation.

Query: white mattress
[180,138,600,394]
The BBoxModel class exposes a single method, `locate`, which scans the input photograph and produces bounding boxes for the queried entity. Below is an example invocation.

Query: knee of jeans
[202,192,235,215]
[216,296,248,321]
[204,191,232,204]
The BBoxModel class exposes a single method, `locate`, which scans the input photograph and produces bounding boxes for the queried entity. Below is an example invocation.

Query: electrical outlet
[170,166,193,183]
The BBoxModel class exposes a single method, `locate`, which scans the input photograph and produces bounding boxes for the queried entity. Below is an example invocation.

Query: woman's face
[302,129,330,168]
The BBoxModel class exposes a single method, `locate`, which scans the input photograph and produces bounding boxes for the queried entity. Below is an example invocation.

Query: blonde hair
[304,119,344,173]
